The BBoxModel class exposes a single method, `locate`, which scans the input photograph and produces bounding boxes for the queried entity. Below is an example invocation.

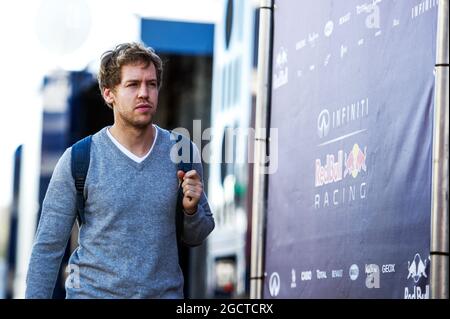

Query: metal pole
[250,0,273,299]
[430,0,449,300]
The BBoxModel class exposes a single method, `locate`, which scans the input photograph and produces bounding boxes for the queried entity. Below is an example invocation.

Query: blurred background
[0,0,259,298]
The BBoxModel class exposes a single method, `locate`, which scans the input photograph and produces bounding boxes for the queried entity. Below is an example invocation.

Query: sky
[0,0,221,208]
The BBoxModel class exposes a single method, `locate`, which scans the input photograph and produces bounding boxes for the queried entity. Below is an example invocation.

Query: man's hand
[177,170,203,215]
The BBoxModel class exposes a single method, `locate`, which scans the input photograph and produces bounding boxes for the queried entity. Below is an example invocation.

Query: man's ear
[103,88,115,105]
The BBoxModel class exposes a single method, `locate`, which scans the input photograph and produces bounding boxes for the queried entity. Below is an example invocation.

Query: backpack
[70,131,193,262]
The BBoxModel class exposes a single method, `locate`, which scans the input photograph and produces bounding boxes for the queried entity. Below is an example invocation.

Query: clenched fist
[177,170,203,215]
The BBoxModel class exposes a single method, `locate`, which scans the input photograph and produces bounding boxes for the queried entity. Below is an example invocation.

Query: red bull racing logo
[315,143,367,187]
[407,253,428,284]
[344,144,367,178]
[404,253,430,299]
[314,143,368,209]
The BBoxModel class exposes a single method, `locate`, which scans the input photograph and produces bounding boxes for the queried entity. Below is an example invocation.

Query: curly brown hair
[98,42,163,108]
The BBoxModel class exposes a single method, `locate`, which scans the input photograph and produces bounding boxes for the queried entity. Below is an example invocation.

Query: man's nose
[138,83,149,98]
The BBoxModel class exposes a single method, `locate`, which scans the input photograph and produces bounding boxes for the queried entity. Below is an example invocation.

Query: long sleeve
[25,148,77,298]
[182,144,215,246]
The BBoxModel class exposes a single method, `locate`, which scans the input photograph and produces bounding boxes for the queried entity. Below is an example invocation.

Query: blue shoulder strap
[71,135,92,226]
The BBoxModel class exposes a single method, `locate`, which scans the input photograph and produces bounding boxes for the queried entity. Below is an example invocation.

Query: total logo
[404,253,430,299]
[315,144,367,187]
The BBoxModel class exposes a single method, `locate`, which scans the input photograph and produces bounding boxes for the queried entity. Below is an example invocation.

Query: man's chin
[133,118,153,129]
[119,114,153,129]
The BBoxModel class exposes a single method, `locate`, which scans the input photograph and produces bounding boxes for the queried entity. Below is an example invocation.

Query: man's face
[103,62,158,129]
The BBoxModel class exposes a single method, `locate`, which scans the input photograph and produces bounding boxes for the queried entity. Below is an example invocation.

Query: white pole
[250,0,273,299]
[430,0,449,300]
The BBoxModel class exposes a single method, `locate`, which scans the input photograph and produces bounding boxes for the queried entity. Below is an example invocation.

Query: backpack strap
[71,135,92,226]
[171,131,193,251]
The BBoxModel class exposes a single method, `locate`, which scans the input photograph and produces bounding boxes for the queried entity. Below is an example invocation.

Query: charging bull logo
[407,253,428,283]
[344,144,367,178]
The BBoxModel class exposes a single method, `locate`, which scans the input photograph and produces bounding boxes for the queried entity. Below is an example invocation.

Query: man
[26,42,215,298]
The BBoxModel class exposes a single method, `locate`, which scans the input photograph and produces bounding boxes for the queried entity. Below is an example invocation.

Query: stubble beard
[119,111,153,130]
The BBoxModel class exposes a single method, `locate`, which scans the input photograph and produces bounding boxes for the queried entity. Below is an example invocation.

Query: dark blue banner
[141,19,214,55]
[265,0,438,298]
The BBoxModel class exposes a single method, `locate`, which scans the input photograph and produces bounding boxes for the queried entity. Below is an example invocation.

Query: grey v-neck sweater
[25,126,214,299]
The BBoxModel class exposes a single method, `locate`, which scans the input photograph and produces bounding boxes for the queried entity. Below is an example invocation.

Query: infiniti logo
[269,272,280,297]
[317,109,330,138]
[317,98,369,140]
